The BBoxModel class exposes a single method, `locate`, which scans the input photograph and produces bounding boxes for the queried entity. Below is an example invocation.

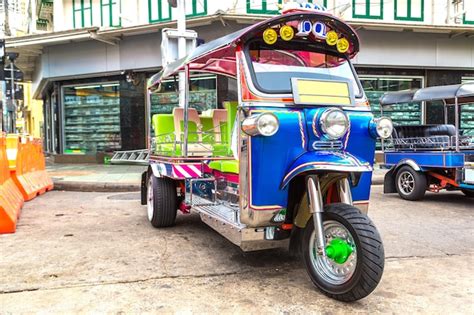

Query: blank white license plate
[465,168,474,184]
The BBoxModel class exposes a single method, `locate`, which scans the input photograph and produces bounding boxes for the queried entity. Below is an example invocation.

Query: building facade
[1,0,52,136]
[4,0,474,160]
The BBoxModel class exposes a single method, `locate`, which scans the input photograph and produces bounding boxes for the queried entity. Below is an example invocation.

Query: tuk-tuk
[142,3,390,301]
[380,83,474,200]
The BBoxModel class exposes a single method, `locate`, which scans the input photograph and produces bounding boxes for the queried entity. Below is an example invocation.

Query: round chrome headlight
[320,108,349,139]
[375,117,393,139]
[242,113,279,137]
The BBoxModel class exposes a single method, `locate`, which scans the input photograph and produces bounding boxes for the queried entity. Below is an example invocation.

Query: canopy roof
[379,82,474,106]
[148,11,360,91]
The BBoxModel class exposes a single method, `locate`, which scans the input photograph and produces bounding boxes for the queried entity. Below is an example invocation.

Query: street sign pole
[177,0,187,110]
[176,0,189,156]
[10,59,15,133]
[6,53,19,133]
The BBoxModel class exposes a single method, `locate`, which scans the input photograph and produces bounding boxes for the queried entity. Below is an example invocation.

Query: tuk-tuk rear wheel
[147,175,177,228]
[395,166,427,201]
[461,189,474,198]
[301,203,384,302]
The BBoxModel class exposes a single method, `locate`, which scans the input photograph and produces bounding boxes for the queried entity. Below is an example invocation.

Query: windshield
[246,41,362,97]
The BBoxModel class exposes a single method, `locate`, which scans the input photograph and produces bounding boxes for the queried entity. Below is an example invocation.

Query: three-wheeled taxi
[380,83,474,200]
[142,3,390,301]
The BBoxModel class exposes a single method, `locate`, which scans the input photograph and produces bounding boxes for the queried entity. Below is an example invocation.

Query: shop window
[394,0,424,21]
[73,0,93,28]
[101,0,121,27]
[148,0,172,23]
[361,76,423,149]
[62,83,121,154]
[246,0,327,15]
[186,0,207,17]
[352,0,383,19]
[150,75,217,118]
[247,0,282,14]
[464,0,474,25]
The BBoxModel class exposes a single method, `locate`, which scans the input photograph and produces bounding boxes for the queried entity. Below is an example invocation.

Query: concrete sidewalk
[47,163,146,192]
[47,163,387,192]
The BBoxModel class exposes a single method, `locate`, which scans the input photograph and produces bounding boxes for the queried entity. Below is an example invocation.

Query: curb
[52,176,385,193]
[53,180,140,192]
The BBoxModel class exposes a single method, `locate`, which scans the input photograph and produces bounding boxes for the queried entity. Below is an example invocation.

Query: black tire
[301,203,384,302]
[395,166,427,201]
[147,175,177,228]
[461,189,474,198]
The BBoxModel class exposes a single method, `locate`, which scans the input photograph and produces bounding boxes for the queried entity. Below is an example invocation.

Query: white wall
[354,29,474,68]
[51,0,474,33]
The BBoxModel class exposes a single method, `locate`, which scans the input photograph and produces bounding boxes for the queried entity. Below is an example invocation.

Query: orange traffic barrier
[0,133,24,234]
[6,134,53,201]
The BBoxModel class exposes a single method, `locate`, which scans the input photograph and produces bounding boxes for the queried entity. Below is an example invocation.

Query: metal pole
[183,64,189,157]
[177,0,186,109]
[176,0,188,156]
[10,60,16,133]
[443,100,448,125]
[146,90,151,151]
[455,97,459,152]
[380,105,385,151]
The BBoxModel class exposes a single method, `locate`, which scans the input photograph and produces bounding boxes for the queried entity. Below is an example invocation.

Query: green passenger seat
[208,102,239,174]
[222,160,239,174]
[200,116,215,144]
[208,160,239,174]
[223,102,238,155]
[152,114,174,136]
[151,114,175,156]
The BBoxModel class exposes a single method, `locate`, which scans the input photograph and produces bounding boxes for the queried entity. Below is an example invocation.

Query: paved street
[0,186,473,314]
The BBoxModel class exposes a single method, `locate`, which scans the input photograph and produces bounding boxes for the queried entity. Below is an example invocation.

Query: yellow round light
[279,25,294,41]
[326,30,338,46]
[336,38,350,53]
[263,28,278,45]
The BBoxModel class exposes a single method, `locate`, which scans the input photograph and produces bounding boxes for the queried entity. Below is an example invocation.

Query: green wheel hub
[325,238,354,264]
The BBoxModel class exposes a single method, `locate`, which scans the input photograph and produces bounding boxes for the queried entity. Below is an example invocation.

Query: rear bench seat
[393,125,456,138]
[392,124,456,150]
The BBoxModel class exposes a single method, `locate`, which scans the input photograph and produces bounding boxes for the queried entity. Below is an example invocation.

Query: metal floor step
[191,195,243,228]
[190,195,289,252]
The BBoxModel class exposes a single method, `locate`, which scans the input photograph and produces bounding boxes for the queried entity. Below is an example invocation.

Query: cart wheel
[147,174,177,228]
[461,189,474,198]
[395,166,427,201]
[301,203,384,302]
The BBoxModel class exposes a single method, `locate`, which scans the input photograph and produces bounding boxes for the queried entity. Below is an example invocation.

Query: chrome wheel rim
[309,220,357,285]
[398,171,415,195]
[147,177,154,221]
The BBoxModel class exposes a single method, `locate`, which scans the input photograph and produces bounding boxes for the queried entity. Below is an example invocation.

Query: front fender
[281,151,372,189]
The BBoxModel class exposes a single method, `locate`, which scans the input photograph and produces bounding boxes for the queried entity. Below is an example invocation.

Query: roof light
[337,38,350,53]
[280,25,294,41]
[326,31,338,46]
[263,28,278,45]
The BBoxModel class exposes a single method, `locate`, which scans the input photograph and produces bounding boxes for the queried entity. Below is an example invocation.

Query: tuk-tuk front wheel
[147,175,177,228]
[302,203,384,302]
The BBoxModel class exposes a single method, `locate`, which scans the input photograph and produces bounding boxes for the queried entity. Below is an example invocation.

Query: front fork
[307,175,353,255]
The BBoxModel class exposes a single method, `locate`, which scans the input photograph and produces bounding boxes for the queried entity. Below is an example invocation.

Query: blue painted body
[460,183,474,190]
[384,151,465,168]
[249,107,375,209]
[384,150,474,190]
